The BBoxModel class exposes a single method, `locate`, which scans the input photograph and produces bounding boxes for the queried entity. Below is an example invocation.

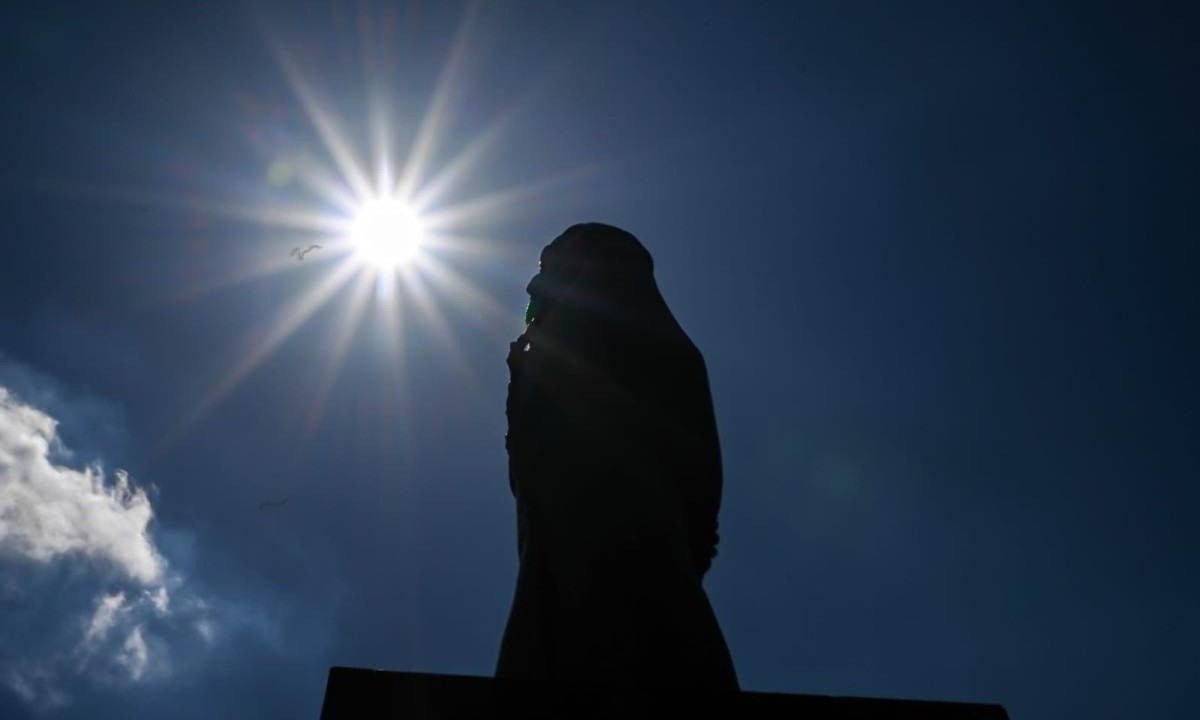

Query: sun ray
[397,262,475,382]
[267,35,374,203]
[304,269,375,436]
[27,177,358,310]
[374,270,408,382]
[419,231,515,261]
[420,161,606,231]
[360,4,397,199]
[408,103,523,214]
[400,262,489,405]
[394,1,482,203]
[179,256,361,437]
[368,104,395,198]
[415,252,521,338]
[167,238,344,306]
[371,269,416,459]
[32,180,352,237]
[290,153,362,215]
[221,201,350,235]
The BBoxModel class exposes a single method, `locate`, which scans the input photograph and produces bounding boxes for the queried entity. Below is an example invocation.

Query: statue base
[319,667,1008,719]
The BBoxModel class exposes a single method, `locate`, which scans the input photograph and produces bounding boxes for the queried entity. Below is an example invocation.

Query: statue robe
[496,223,738,691]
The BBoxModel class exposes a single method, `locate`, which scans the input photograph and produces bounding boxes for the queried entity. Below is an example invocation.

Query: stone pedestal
[319,667,1009,719]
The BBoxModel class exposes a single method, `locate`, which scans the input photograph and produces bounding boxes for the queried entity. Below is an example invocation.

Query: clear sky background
[1,1,1196,718]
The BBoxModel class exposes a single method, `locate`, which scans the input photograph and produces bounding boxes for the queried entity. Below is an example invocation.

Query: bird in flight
[291,244,323,260]
[257,497,290,511]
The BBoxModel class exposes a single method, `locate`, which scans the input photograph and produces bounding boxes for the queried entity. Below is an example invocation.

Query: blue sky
[1,1,1196,718]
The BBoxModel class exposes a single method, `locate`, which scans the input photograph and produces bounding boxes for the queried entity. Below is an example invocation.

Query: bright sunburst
[349,198,426,269]
[144,2,606,452]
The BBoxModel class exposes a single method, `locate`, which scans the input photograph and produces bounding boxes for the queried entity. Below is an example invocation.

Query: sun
[349,198,426,269]
[162,5,567,445]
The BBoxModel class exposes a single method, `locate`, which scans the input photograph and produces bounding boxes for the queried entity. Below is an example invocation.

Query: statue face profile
[522,222,655,329]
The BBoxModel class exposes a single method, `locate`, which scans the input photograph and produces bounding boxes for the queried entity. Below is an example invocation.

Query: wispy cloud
[0,373,210,710]
[6,664,71,713]
[82,592,129,647]
[0,354,339,717]
[114,626,150,682]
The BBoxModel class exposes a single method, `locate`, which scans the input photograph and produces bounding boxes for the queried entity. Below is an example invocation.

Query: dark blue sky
[1,1,1196,718]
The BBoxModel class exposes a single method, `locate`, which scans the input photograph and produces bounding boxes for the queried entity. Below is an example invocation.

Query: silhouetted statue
[497,223,738,692]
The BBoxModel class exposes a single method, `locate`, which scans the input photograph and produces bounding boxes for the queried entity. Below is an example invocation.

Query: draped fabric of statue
[497,223,738,691]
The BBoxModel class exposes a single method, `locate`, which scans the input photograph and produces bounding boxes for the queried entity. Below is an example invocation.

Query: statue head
[524,223,655,328]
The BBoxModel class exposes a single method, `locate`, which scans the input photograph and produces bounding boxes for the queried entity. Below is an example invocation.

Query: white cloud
[0,387,163,584]
[0,380,214,708]
[83,591,128,647]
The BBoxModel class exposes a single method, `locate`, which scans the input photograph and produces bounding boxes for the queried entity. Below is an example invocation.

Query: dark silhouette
[317,226,1013,716]
[496,223,738,691]
[319,668,1012,719]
